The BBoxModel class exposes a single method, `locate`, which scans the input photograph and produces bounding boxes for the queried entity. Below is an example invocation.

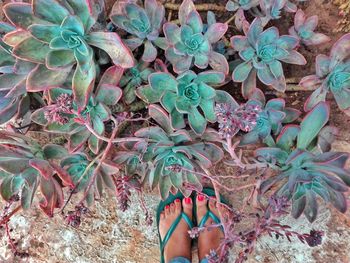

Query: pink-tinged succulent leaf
[205,23,228,43]
[50,163,74,187]
[89,129,103,154]
[242,70,258,99]
[97,65,123,90]
[163,23,181,45]
[294,9,306,30]
[330,33,350,69]
[306,33,331,46]
[29,24,61,43]
[316,126,339,153]
[315,54,331,78]
[277,35,299,50]
[68,130,90,153]
[247,18,263,46]
[3,3,49,29]
[276,124,300,151]
[303,15,318,32]
[230,36,250,52]
[149,72,177,92]
[208,51,229,75]
[27,64,72,92]
[297,102,329,150]
[197,71,225,84]
[255,147,289,164]
[284,0,297,12]
[149,104,173,134]
[0,21,16,33]
[266,98,285,110]
[333,87,350,111]
[46,50,75,70]
[329,190,347,213]
[95,84,122,106]
[86,32,134,68]
[279,50,307,65]
[283,107,301,123]
[29,159,55,179]
[43,144,68,159]
[299,74,322,89]
[100,160,119,176]
[304,86,328,112]
[142,40,157,62]
[136,85,162,103]
[0,156,29,174]
[72,63,96,108]
[33,0,70,25]
[31,108,48,126]
[186,10,203,34]
[39,178,63,217]
[232,61,253,82]
[178,0,196,25]
[3,30,31,47]
[13,37,50,64]
[159,175,172,200]
[66,0,99,31]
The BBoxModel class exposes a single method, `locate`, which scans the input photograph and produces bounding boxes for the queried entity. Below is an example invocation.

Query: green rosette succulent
[240,91,301,146]
[231,18,306,98]
[119,61,154,104]
[300,33,350,115]
[160,0,228,74]
[137,70,225,135]
[31,66,123,154]
[115,105,224,199]
[3,0,134,108]
[0,22,34,124]
[61,152,119,206]
[0,131,74,217]
[110,0,165,62]
[255,102,350,222]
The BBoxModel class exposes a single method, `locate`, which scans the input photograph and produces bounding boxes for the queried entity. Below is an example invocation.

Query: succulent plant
[231,18,306,98]
[61,152,118,206]
[119,61,154,104]
[137,70,225,135]
[160,0,228,74]
[0,131,74,216]
[3,0,134,108]
[115,105,223,199]
[226,0,260,11]
[300,33,350,114]
[0,23,34,124]
[289,9,330,46]
[31,66,123,154]
[239,91,301,146]
[259,0,286,26]
[255,102,350,222]
[110,0,165,62]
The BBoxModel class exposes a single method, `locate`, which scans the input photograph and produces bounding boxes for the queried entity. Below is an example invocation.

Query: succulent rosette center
[328,71,350,93]
[180,83,201,104]
[257,45,278,63]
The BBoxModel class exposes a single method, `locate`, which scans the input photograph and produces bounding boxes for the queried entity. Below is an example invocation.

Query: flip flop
[156,191,194,263]
[193,187,228,230]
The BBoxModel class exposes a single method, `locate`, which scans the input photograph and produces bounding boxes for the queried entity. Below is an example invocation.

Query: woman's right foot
[196,194,226,260]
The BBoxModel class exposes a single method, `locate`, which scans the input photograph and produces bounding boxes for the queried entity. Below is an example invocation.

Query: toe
[160,212,165,220]
[182,197,193,218]
[170,202,176,214]
[165,205,170,216]
[196,194,208,222]
[175,198,182,213]
[209,199,218,213]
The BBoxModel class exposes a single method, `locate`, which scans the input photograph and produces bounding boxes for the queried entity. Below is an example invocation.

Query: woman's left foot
[159,197,193,263]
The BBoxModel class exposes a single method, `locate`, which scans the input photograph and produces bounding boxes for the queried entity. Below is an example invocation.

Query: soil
[1,0,350,263]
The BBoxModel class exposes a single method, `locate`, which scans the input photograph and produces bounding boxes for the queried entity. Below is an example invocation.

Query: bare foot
[196,194,225,261]
[159,197,193,263]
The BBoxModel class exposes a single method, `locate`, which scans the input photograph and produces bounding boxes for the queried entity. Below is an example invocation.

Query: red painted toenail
[165,205,170,209]
[175,199,181,203]
[197,194,205,201]
[171,203,175,207]
[185,197,192,204]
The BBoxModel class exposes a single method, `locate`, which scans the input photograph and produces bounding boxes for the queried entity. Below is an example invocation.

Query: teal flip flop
[193,187,228,230]
[156,192,194,263]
